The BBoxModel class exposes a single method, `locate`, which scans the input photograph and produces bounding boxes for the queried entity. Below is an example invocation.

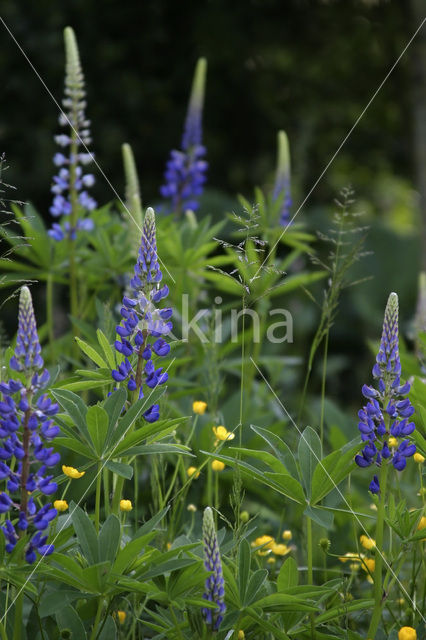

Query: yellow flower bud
[187,503,197,512]
[187,466,200,479]
[116,611,126,624]
[62,465,85,479]
[211,460,225,472]
[282,529,292,541]
[360,534,376,550]
[398,627,417,640]
[414,452,425,463]
[119,499,132,512]
[193,401,207,415]
[417,516,426,530]
[238,631,245,639]
[53,500,68,512]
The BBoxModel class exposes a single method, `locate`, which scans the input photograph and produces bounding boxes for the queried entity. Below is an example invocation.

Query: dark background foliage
[1,0,425,403]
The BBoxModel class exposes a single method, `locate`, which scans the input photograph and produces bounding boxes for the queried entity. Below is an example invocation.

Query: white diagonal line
[0,357,176,623]
[252,16,426,282]
[250,356,425,622]
[0,16,176,285]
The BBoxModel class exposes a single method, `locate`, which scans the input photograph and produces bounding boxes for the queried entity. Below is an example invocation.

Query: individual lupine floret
[112,208,172,422]
[48,26,96,242]
[0,286,60,563]
[160,58,208,216]
[355,292,416,491]
[272,130,292,227]
[202,506,226,631]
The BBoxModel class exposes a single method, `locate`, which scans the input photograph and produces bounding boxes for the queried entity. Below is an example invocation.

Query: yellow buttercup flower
[193,401,207,415]
[360,534,376,550]
[212,425,235,442]
[282,530,292,541]
[388,436,398,448]
[251,535,274,555]
[413,452,425,463]
[116,611,126,624]
[238,631,245,639]
[62,465,85,479]
[119,499,132,512]
[271,543,290,556]
[187,466,200,479]
[417,516,426,530]
[398,627,417,640]
[53,500,68,512]
[211,460,225,472]
[361,557,375,577]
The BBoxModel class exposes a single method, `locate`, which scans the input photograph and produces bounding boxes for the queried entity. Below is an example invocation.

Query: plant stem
[46,271,55,361]
[12,591,23,640]
[367,462,389,639]
[319,330,329,447]
[89,598,104,640]
[94,462,102,533]
[306,515,316,639]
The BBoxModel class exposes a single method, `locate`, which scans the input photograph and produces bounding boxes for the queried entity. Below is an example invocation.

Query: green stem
[319,330,329,446]
[12,591,23,640]
[103,468,110,518]
[89,598,104,640]
[306,515,315,639]
[46,271,55,361]
[0,620,7,640]
[367,462,389,639]
[94,462,102,533]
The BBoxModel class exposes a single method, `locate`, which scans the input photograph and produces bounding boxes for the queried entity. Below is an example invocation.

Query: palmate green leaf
[97,328,117,369]
[139,557,198,581]
[55,378,111,393]
[245,609,291,640]
[244,569,268,606]
[277,556,299,591]
[304,505,334,529]
[166,564,205,600]
[54,436,96,459]
[103,387,127,448]
[253,592,319,612]
[312,598,374,625]
[298,426,322,500]
[116,442,192,458]
[310,440,362,505]
[229,446,291,474]
[75,336,107,368]
[251,425,299,479]
[52,389,91,445]
[70,502,99,565]
[105,459,133,479]
[86,404,109,455]
[56,605,87,640]
[39,589,92,617]
[98,616,117,640]
[200,450,306,504]
[112,417,185,454]
[134,506,170,538]
[81,561,112,593]
[98,515,121,564]
[112,533,156,576]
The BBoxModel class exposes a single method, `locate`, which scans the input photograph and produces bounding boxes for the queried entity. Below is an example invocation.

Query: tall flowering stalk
[48,27,96,323]
[354,292,416,639]
[160,58,208,217]
[112,207,171,423]
[122,143,143,261]
[272,130,292,227]
[0,287,60,564]
[202,506,226,631]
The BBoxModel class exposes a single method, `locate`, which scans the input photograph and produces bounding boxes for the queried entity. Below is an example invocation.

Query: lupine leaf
[98,515,121,564]
[69,503,99,565]
[298,426,322,500]
[86,405,109,455]
[56,605,87,639]
[75,337,107,368]
[278,557,299,591]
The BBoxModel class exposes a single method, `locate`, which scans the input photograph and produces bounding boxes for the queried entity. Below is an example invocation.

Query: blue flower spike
[112,207,172,422]
[355,292,416,491]
[202,506,226,631]
[273,130,292,227]
[0,286,60,563]
[48,26,96,242]
[160,58,208,216]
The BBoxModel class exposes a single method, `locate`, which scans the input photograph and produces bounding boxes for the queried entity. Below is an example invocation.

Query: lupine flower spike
[0,286,60,563]
[112,207,172,422]
[122,143,143,260]
[355,292,416,491]
[202,506,226,631]
[160,58,208,216]
[48,26,96,241]
[272,130,292,227]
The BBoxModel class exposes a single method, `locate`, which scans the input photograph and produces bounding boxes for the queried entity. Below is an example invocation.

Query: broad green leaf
[112,533,156,576]
[238,538,251,605]
[252,592,318,612]
[298,426,322,500]
[52,389,91,446]
[97,329,116,369]
[99,515,121,564]
[117,443,192,458]
[311,440,361,505]
[98,616,117,640]
[70,503,99,565]
[56,605,87,639]
[251,425,299,478]
[314,598,374,624]
[105,460,133,479]
[304,505,334,529]
[103,387,127,448]
[244,569,268,606]
[39,589,88,617]
[277,556,299,591]
[54,436,96,459]
[75,337,107,368]
[245,608,291,640]
[86,405,109,455]
[134,506,170,538]
[140,558,197,580]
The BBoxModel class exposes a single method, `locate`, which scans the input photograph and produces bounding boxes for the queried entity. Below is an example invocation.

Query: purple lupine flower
[48,27,96,242]
[272,130,292,227]
[160,58,208,216]
[202,506,226,631]
[355,292,416,491]
[112,208,171,422]
[0,287,60,564]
